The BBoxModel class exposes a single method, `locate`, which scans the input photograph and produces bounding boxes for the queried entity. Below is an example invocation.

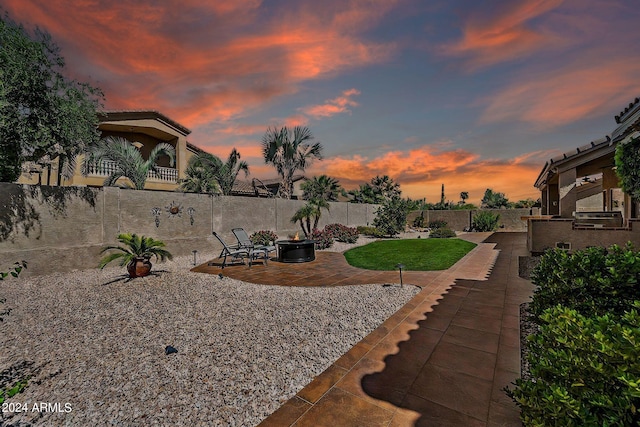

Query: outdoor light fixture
[192,250,198,266]
[395,263,405,288]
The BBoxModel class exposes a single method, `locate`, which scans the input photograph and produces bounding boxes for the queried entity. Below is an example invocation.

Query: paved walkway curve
[193,232,534,426]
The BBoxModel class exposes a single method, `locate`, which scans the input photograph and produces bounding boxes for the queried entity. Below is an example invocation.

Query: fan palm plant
[217,148,250,195]
[261,126,323,199]
[81,136,175,190]
[179,148,249,195]
[301,175,342,202]
[99,233,172,278]
[179,152,223,195]
[291,199,330,237]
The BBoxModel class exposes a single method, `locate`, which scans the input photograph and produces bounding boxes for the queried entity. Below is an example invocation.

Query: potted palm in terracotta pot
[99,233,172,278]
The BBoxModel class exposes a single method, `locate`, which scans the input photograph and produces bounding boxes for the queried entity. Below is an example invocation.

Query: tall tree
[301,175,342,203]
[348,175,401,204]
[261,126,323,199]
[81,136,175,190]
[371,175,401,200]
[460,191,469,205]
[0,12,103,182]
[481,188,510,209]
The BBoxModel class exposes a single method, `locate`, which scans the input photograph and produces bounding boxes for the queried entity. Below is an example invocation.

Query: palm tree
[179,152,222,195]
[81,136,175,190]
[291,198,330,237]
[261,126,323,199]
[179,148,249,195]
[460,191,469,205]
[301,175,342,202]
[216,148,249,195]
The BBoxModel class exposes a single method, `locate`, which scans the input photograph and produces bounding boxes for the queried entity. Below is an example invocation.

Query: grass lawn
[344,238,477,271]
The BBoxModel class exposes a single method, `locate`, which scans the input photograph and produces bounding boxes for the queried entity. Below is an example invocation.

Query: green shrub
[530,244,640,321]
[311,228,334,249]
[413,213,426,228]
[356,225,386,238]
[507,304,640,426]
[429,227,456,238]
[324,224,359,243]
[428,220,447,230]
[373,196,410,237]
[250,230,278,246]
[472,211,500,231]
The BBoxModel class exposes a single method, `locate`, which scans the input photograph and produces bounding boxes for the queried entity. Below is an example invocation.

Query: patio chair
[231,228,276,265]
[210,231,250,268]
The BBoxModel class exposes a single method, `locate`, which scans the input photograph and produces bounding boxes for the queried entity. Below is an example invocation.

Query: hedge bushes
[429,227,456,238]
[529,244,640,320]
[508,304,640,426]
[472,211,500,232]
[508,243,640,426]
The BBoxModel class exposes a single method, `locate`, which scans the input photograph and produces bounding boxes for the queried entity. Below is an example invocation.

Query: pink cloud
[2,0,397,129]
[440,0,564,70]
[300,89,361,118]
[480,59,640,128]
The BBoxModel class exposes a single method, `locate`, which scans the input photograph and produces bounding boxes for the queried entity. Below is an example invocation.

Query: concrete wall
[407,208,539,232]
[0,183,378,276]
[527,218,640,254]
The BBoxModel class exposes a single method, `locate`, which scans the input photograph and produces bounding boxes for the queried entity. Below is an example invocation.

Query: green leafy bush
[529,244,640,320]
[429,227,456,238]
[250,230,278,246]
[373,196,410,237]
[472,211,500,231]
[428,220,447,230]
[356,226,386,238]
[310,228,334,249]
[324,224,359,243]
[507,304,640,426]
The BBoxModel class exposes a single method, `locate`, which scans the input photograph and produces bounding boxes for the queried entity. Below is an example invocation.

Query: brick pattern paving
[192,232,533,426]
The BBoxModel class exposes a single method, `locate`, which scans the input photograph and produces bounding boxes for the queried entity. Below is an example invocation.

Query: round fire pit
[276,239,316,263]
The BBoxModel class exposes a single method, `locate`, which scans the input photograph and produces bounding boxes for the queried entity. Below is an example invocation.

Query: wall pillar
[559,169,577,218]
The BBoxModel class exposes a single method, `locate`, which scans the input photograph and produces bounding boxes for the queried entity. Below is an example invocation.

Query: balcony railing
[86,160,178,183]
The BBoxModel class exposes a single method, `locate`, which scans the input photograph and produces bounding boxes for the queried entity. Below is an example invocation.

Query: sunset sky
[3,0,640,204]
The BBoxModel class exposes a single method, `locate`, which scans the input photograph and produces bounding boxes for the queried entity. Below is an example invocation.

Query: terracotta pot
[127,257,152,278]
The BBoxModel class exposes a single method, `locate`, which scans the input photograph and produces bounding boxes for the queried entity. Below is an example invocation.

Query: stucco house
[18,110,203,191]
[528,97,640,254]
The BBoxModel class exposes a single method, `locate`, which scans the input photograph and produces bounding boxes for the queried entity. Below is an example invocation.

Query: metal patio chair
[210,231,250,268]
[231,228,276,265]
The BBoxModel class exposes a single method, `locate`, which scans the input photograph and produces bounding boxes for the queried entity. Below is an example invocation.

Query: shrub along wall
[407,208,539,232]
[0,183,379,276]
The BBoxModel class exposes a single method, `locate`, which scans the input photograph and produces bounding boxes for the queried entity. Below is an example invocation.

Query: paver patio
[192,232,533,426]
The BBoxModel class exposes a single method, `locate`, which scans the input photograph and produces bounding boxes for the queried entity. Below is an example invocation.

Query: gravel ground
[0,239,420,427]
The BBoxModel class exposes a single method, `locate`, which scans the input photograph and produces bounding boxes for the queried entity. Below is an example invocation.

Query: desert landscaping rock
[0,251,419,426]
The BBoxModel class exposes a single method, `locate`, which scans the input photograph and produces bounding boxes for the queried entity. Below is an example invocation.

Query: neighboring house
[231,175,308,199]
[18,110,204,191]
[528,97,640,254]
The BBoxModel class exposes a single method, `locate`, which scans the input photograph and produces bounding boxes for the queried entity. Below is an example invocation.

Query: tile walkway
[192,232,534,426]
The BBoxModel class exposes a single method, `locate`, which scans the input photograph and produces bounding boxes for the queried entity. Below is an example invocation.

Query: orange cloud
[300,89,361,118]
[441,0,564,70]
[306,145,548,204]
